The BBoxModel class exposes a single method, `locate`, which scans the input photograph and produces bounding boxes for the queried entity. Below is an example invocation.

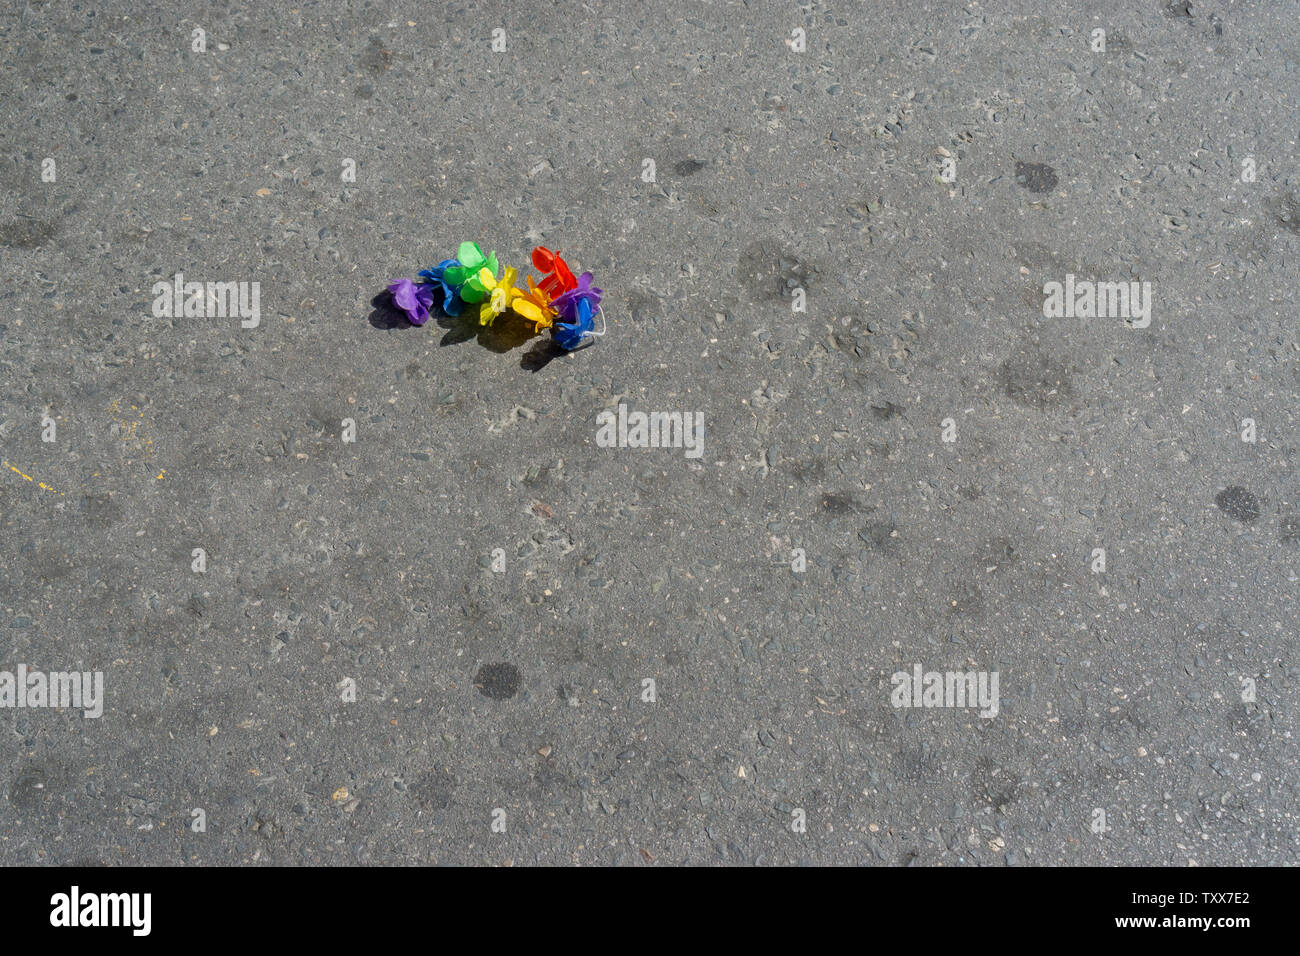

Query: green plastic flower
[442,242,499,304]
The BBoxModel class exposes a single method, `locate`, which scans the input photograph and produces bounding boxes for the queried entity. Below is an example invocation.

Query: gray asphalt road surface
[0,0,1296,865]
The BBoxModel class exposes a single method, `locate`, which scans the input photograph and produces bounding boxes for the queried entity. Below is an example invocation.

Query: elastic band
[565,304,607,351]
[584,304,608,339]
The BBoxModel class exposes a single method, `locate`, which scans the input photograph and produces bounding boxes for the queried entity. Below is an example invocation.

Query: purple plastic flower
[387,278,436,325]
[552,272,602,323]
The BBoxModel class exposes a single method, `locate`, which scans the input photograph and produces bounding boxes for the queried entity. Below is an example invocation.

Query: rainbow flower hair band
[387,243,606,352]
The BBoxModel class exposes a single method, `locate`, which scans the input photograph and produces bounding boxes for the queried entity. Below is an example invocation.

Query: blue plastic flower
[417,258,464,317]
[552,296,596,350]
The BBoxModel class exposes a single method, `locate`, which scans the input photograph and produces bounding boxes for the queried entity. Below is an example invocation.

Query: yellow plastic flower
[476,265,520,326]
[513,275,557,331]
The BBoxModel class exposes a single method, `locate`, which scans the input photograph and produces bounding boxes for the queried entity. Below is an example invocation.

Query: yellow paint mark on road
[4,404,166,495]
[108,399,157,458]
[2,461,63,494]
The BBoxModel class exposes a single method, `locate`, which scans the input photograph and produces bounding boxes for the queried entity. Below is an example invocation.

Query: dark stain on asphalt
[1215,486,1260,522]
[738,240,816,300]
[359,35,393,75]
[998,351,1075,408]
[947,581,985,618]
[787,458,827,482]
[892,746,940,783]
[10,769,49,810]
[674,158,708,176]
[973,756,1020,811]
[830,316,870,361]
[1274,193,1300,235]
[81,493,123,530]
[0,218,58,248]
[819,491,860,515]
[412,768,456,810]
[475,662,520,699]
[1104,30,1132,51]
[1014,161,1058,193]
[859,521,900,554]
[973,536,1017,571]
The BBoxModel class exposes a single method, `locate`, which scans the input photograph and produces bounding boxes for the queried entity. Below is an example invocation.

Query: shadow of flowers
[368,287,574,372]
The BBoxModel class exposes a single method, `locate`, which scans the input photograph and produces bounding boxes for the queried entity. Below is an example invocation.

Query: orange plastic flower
[513,275,557,331]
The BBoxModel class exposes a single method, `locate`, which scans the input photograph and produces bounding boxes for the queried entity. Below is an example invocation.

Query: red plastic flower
[531,246,577,299]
